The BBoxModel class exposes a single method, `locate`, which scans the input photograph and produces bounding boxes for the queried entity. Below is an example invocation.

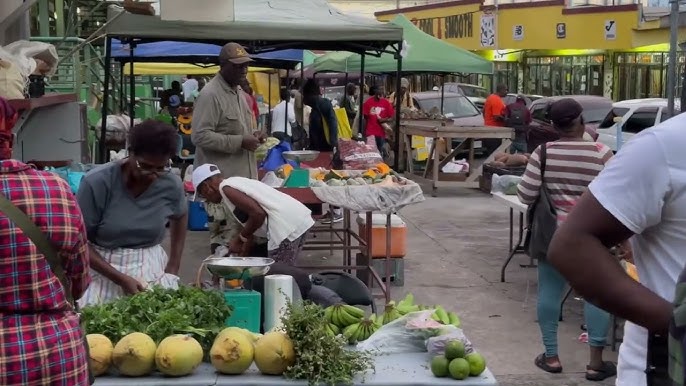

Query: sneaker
[320,211,343,224]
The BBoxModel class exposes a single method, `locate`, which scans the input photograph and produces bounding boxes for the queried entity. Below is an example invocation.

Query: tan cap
[219,42,253,65]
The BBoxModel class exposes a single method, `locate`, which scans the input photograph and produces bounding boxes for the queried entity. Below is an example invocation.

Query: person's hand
[118,275,146,295]
[241,134,261,151]
[229,237,244,254]
[239,237,254,257]
[253,131,267,143]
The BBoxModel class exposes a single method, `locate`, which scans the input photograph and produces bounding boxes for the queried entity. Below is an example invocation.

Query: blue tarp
[110,39,303,63]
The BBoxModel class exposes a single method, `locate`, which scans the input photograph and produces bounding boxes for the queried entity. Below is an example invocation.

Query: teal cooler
[224,290,261,333]
[188,201,209,231]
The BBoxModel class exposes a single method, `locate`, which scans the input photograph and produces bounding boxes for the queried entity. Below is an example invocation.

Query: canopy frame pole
[440,74,445,115]
[128,41,136,144]
[358,53,366,137]
[119,63,125,113]
[300,65,304,128]
[98,36,112,164]
[392,41,403,172]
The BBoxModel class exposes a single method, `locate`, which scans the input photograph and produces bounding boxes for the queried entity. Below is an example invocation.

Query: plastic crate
[224,290,261,333]
[479,164,526,193]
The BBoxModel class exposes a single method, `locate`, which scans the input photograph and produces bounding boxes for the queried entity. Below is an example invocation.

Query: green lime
[465,352,487,376]
[448,358,470,380]
[430,355,450,377]
[445,340,466,360]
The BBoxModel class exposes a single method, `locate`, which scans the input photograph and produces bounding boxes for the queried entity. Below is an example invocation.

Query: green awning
[313,15,493,75]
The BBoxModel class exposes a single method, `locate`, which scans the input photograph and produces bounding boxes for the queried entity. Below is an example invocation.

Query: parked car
[526,95,613,153]
[596,98,680,151]
[412,91,486,151]
[502,93,544,107]
[440,83,489,110]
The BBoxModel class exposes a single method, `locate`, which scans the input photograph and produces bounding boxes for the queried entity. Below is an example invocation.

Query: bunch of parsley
[80,285,231,353]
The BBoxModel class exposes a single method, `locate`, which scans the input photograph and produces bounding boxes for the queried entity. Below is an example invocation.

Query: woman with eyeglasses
[76,120,188,306]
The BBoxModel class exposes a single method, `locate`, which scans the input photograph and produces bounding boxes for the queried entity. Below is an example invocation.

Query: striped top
[517,141,613,224]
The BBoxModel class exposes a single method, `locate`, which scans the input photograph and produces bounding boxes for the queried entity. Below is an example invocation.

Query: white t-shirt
[182,78,199,101]
[588,114,686,386]
[270,100,296,135]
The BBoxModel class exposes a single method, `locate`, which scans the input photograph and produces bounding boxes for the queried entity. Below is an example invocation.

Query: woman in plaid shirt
[0,98,91,384]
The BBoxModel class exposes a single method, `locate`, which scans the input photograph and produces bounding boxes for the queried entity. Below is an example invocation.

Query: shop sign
[604,20,617,40]
[556,23,566,39]
[413,18,435,36]
[480,14,496,47]
[513,25,524,41]
[444,13,474,39]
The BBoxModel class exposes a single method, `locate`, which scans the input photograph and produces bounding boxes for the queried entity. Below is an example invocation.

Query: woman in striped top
[517,98,617,381]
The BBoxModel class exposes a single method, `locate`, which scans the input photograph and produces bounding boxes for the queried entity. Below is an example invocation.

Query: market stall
[491,191,530,283]
[399,120,513,196]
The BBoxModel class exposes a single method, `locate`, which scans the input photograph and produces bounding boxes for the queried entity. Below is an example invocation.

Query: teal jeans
[537,259,610,357]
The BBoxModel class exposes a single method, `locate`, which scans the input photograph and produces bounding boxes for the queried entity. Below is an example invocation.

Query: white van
[596,98,680,151]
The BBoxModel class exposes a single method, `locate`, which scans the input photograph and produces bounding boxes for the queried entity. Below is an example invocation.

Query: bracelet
[238,233,249,243]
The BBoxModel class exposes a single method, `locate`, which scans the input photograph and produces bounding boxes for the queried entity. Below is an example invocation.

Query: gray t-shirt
[77,161,187,249]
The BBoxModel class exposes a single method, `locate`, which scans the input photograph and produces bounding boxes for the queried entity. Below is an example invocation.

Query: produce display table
[491,192,532,282]
[399,121,513,196]
[93,352,497,385]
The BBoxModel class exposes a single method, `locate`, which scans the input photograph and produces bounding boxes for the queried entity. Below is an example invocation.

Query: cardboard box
[411,135,426,148]
[161,0,235,22]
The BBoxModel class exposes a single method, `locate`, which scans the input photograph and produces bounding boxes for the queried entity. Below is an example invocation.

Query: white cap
[191,164,221,200]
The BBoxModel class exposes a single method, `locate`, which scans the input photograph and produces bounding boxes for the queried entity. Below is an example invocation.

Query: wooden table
[399,121,513,196]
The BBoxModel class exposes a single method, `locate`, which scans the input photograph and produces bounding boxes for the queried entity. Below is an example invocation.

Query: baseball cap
[191,164,221,200]
[220,42,253,65]
[548,98,583,128]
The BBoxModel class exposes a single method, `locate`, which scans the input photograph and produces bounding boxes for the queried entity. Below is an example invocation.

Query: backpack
[506,104,527,127]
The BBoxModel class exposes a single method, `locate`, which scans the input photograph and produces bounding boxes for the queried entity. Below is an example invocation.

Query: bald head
[496,84,508,97]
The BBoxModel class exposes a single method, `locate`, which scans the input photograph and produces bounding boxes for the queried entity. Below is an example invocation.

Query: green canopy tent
[313,14,493,75]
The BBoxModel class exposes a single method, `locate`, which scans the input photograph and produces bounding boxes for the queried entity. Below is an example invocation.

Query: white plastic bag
[261,171,284,188]
[356,310,441,353]
[425,325,474,357]
[441,158,469,173]
[491,173,522,195]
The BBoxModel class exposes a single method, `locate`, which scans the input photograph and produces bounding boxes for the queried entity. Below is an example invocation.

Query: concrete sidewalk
[171,184,618,386]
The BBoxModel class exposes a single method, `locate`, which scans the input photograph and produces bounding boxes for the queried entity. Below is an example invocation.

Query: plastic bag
[425,325,474,357]
[45,163,93,193]
[441,158,469,173]
[491,173,522,195]
[261,141,298,172]
[356,310,441,354]
[261,171,284,188]
[338,137,383,170]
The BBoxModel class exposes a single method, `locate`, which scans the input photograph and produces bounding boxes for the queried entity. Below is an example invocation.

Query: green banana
[338,307,360,327]
[397,304,420,315]
[344,323,360,343]
[397,293,415,309]
[434,307,450,324]
[358,324,371,341]
[343,304,365,319]
[329,323,340,335]
[448,311,461,328]
[382,303,401,325]
[331,305,342,327]
[353,324,366,342]
[324,306,334,323]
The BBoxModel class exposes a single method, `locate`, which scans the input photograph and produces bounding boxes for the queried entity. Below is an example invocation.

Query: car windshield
[580,104,613,124]
[417,96,480,118]
[598,107,631,128]
[460,86,489,99]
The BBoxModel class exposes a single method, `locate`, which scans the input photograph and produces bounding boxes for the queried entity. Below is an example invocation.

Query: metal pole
[440,74,445,115]
[667,0,679,116]
[129,42,136,131]
[358,53,366,137]
[99,36,112,164]
[393,41,403,172]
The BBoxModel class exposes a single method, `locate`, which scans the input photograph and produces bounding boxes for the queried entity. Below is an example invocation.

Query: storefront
[524,53,606,96]
[613,51,686,100]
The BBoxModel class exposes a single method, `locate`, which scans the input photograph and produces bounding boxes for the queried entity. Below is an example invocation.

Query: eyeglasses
[136,159,172,176]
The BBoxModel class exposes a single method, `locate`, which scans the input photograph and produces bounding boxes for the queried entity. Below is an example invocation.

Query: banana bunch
[342,314,381,344]
[396,293,421,315]
[431,306,461,328]
[325,304,365,328]
[325,323,340,337]
[381,301,402,325]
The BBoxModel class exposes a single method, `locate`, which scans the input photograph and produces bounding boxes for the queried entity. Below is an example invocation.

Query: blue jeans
[537,259,610,357]
[509,139,527,154]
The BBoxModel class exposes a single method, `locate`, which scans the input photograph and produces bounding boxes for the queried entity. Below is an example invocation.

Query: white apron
[78,244,180,307]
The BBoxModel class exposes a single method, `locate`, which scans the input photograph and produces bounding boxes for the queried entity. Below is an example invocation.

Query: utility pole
[667,0,679,116]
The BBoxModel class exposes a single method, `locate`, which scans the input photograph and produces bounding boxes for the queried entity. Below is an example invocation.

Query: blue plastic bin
[188,201,209,231]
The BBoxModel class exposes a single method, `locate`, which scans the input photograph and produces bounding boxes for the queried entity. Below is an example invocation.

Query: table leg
[508,208,514,251]
[518,212,537,269]
[501,211,527,282]
[404,134,414,174]
[559,286,573,322]
[432,138,439,197]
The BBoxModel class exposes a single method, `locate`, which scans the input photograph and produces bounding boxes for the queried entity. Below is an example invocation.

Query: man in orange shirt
[482,84,508,153]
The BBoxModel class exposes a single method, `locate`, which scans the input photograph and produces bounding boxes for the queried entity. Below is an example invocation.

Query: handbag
[0,194,95,385]
[523,144,557,261]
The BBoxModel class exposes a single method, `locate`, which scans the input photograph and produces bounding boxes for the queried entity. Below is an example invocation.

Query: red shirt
[363,97,395,138]
[0,159,90,385]
[483,94,506,127]
[249,95,260,120]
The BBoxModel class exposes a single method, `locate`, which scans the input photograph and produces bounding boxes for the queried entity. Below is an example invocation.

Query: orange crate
[357,214,407,258]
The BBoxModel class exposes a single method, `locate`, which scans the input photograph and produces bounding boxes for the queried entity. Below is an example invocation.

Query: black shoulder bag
[0,194,95,385]
[523,144,558,261]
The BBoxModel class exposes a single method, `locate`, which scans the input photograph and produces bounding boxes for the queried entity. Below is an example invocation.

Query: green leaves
[81,285,231,353]
[281,301,374,386]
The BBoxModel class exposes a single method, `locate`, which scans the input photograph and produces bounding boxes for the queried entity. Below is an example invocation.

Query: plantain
[448,311,461,328]
[434,307,450,325]
[337,306,361,327]
[324,306,334,323]
[343,305,365,319]
[382,303,402,325]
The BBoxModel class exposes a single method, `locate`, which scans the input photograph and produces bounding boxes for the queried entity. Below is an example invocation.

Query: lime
[448,358,470,380]
[430,355,450,378]
[444,340,465,360]
[465,352,487,376]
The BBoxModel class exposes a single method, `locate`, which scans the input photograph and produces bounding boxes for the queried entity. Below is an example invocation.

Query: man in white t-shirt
[547,113,686,386]
[270,88,296,142]
[182,75,199,103]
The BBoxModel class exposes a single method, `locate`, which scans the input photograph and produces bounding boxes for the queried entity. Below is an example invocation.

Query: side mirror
[613,116,623,123]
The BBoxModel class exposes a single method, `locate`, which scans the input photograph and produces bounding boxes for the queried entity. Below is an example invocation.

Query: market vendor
[192,163,314,264]
[76,120,188,307]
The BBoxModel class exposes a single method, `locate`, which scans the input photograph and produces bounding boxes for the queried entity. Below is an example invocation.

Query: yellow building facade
[376,0,685,100]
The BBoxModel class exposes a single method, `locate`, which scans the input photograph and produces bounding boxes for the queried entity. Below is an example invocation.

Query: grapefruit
[430,355,449,377]
[466,352,487,376]
[448,358,470,380]
[445,340,465,360]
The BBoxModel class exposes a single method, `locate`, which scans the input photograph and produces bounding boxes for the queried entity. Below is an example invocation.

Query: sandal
[585,361,617,381]
[534,353,563,374]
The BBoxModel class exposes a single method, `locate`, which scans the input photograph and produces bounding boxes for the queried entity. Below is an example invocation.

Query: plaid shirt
[0,159,91,385]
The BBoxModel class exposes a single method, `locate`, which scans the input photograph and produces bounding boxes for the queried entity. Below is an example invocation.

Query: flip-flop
[585,361,617,381]
[534,353,563,374]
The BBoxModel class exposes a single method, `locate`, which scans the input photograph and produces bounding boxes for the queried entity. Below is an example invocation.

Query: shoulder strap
[0,194,73,305]
[539,143,548,179]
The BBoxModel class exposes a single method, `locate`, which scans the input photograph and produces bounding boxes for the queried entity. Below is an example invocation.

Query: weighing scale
[282,150,320,187]
[204,256,274,333]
